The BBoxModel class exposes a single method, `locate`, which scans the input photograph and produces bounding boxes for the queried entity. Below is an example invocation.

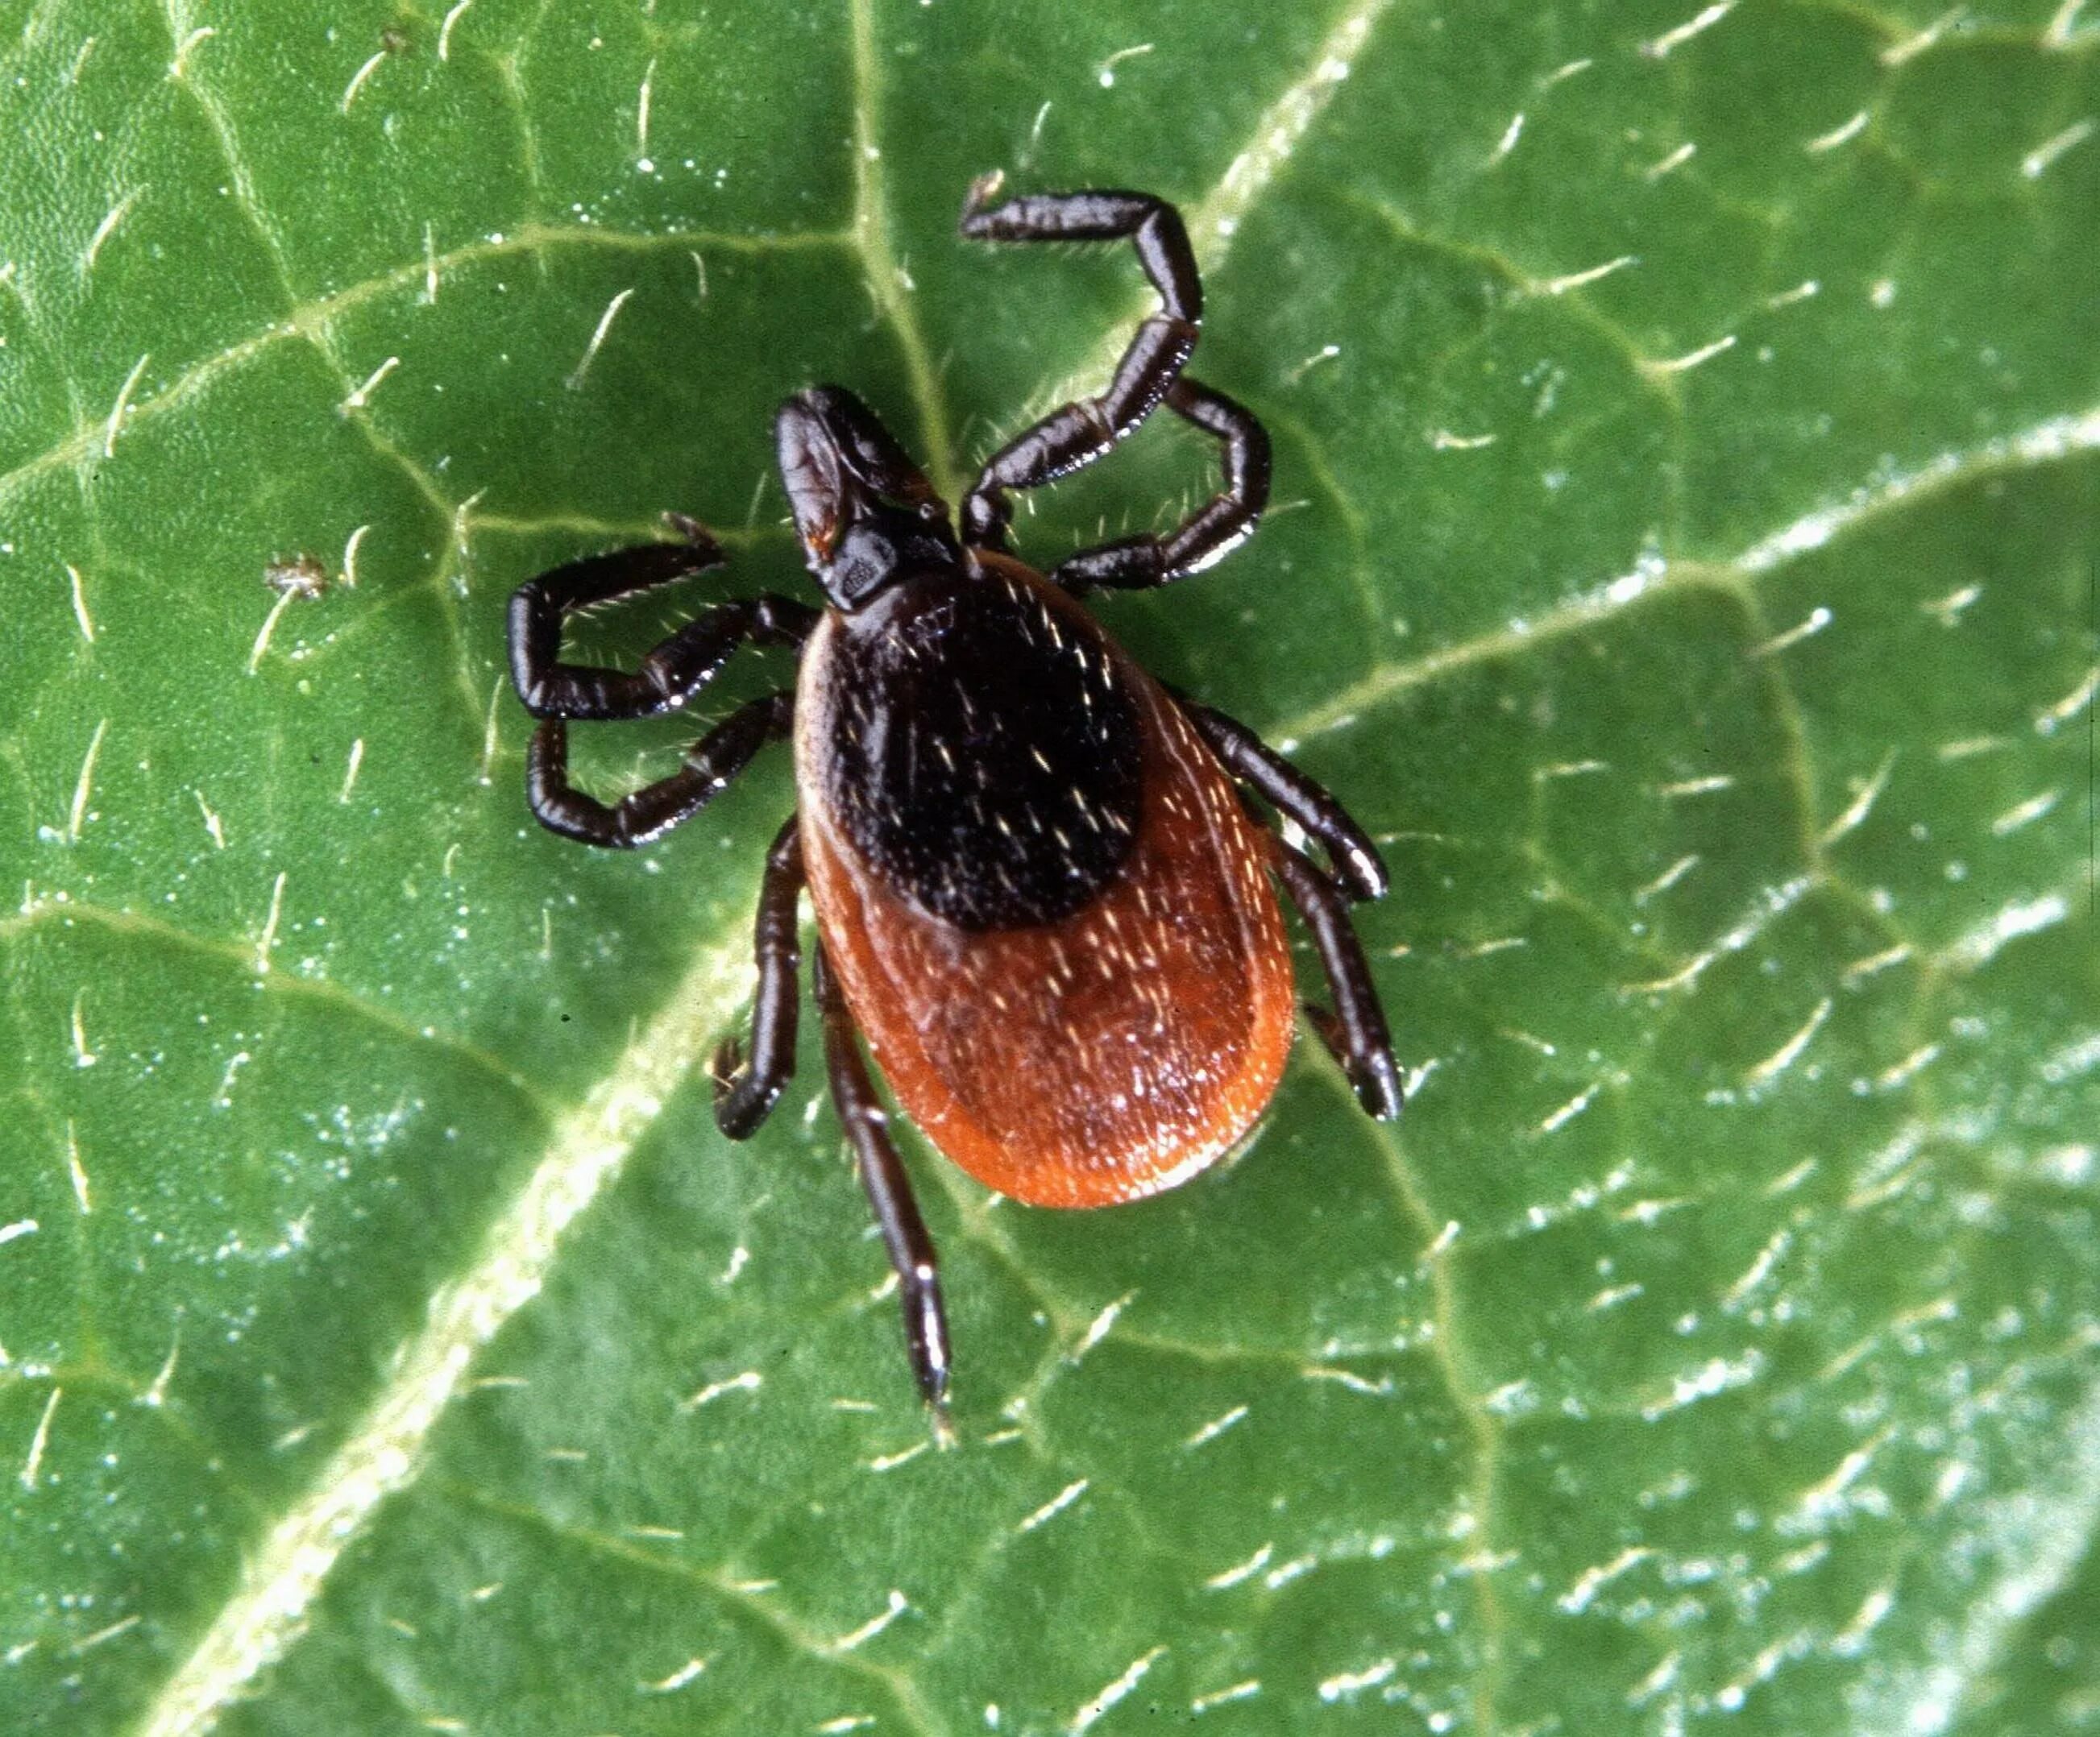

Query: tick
[508,176,1401,1409]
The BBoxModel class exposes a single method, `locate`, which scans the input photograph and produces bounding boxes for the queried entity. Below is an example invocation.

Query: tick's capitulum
[508,176,1401,1409]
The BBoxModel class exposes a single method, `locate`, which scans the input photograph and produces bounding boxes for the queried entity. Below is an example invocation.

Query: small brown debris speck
[264,553,330,599]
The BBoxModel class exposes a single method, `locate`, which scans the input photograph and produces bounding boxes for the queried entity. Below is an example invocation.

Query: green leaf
[2,1,2095,1732]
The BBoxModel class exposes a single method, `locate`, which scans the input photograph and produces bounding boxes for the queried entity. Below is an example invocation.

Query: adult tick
[508,176,1401,1409]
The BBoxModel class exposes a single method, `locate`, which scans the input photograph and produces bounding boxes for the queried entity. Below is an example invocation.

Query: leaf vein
[134,927,753,1736]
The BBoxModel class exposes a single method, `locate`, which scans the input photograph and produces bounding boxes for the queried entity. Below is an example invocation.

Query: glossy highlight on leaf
[0,2,2095,1734]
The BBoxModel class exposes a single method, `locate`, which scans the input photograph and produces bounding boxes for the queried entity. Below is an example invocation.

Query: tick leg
[957,177,1202,553]
[813,945,952,1409]
[712,815,805,1139]
[527,690,791,848]
[1179,695,1386,901]
[1053,378,1272,591]
[509,523,816,720]
[1269,839,1405,1121]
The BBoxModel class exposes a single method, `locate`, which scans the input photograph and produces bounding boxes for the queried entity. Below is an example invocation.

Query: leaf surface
[0,2,2095,1734]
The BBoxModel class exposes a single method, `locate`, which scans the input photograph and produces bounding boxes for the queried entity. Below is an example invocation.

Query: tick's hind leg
[813,945,953,1409]
[1181,697,1385,900]
[527,691,791,848]
[1269,839,1405,1121]
[958,178,1202,553]
[712,815,805,1139]
[508,520,817,720]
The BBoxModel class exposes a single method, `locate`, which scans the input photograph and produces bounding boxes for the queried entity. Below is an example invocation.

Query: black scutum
[824,566,1143,931]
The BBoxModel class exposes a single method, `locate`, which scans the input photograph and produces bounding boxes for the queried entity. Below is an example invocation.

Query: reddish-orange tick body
[797,550,1298,1209]
[508,179,1400,1407]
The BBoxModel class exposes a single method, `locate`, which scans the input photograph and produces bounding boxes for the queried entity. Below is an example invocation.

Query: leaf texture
[0,2,2095,1733]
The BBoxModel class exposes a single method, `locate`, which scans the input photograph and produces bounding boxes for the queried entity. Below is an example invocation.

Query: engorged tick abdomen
[795,553,1294,1208]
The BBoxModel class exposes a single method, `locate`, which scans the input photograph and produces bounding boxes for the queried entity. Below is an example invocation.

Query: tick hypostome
[508,176,1402,1410]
